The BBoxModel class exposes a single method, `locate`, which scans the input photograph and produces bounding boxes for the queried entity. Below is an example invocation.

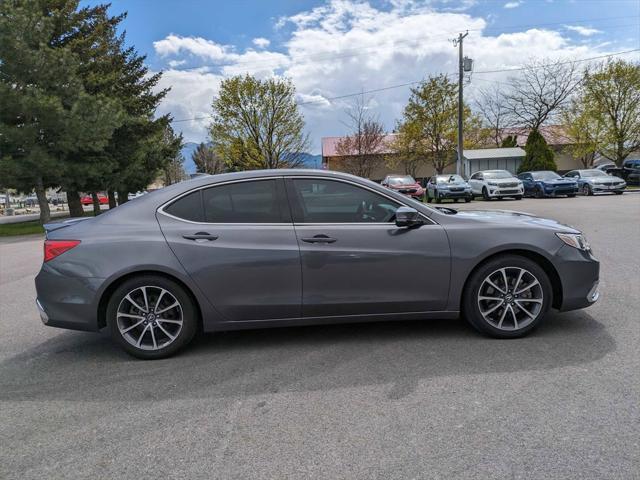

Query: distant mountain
[180,142,322,174]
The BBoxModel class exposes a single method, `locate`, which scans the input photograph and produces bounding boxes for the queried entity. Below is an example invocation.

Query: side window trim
[158,177,293,225]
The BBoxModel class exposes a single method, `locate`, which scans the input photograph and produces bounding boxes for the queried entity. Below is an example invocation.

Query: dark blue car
[517,171,578,198]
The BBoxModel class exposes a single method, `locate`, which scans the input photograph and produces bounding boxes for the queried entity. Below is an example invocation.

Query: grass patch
[0,220,45,237]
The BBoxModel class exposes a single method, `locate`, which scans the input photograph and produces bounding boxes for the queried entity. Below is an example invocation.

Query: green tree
[583,60,640,166]
[501,135,517,148]
[397,74,476,174]
[0,0,121,222]
[518,129,557,173]
[562,93,605,168]
[192,143,225,174]
[210,75,310,170]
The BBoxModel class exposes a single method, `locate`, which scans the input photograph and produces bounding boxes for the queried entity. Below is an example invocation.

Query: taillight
[44,240,80,262]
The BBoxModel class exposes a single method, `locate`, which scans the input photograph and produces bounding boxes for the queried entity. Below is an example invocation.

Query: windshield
[531,171,561,180]
[483,171,513,179]
[436,175,464,184]
[581,170,608,178]
[388,175,416,186]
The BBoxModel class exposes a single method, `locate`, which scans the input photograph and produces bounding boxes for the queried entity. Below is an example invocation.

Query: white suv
[469,170,523,200]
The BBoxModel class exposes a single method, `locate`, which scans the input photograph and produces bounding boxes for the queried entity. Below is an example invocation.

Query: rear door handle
[301,234,337,244]
[182,232,218,241]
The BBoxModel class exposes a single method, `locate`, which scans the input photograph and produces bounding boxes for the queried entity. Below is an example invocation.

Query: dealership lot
[1,195,639,479]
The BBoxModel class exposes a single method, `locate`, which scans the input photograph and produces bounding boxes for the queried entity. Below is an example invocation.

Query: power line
[171,47,640,123]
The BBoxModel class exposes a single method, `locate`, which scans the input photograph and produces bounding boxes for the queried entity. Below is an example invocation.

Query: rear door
[157,177,301,321]
[285,177,450,318]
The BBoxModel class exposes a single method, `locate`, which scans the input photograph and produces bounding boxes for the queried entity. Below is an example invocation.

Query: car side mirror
[395,206,422,228]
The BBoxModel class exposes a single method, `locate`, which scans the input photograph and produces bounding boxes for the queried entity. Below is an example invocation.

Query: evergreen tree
[518,129,557,173]
[501,135,517,148]
[0,0,121,222]
[192,143,225,174]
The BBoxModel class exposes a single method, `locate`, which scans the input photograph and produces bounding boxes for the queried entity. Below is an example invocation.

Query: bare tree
[474,85,511,147]
[335,96,387,178]
[505,58,580,130]
[192,143,225,174]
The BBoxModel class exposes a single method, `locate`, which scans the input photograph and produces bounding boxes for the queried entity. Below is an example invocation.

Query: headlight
[439,184,449,189]
[556,232,591,251]
[487,181,498,186]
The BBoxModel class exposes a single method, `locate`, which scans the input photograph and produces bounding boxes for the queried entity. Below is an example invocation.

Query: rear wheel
[106,275,198,359]
[462,255,552,338]
[465,196,471,203]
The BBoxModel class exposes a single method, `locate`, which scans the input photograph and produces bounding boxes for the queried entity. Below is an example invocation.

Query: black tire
[462,255,552,338]
[465,197,471,203]
[583,184,593,196]
[482,187,490,201]
[106,275,198,359]
[535,187,544,198]
[567,194,576,198]
[614,191,623,195]
[515,196,522,200]
[435,192,442,204]
[426,192,432,203]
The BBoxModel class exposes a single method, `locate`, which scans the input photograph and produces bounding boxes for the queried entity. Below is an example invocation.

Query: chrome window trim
[157,174,437,227]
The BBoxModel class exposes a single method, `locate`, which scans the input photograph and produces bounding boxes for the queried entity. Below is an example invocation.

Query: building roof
[322,134,398,157]
[499,125,570,146]
[463,147,525,160]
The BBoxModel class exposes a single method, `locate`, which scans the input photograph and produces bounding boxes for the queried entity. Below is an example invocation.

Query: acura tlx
[36,170,599,359]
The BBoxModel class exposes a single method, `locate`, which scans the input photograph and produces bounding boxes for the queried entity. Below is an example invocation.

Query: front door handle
[182,232,218,241]
[301,234,337,244]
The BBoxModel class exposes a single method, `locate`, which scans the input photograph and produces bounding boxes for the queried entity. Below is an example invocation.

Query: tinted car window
[164,190,204,222]
[202,179,284,223]
[291,179,399,223]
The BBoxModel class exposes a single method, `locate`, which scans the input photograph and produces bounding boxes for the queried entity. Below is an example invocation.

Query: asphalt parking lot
[1,194,639,480]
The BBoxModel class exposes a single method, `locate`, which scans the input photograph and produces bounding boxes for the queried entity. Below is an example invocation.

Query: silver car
[564,169,626,195]
[36,170,600,359]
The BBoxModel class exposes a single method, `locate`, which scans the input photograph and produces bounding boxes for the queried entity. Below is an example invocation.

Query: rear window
[164,190,204,222]
[202,179,284,223]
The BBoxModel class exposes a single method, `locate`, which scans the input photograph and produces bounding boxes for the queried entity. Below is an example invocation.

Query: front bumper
[544,186,578,196]
[35,265,103,332]
[590,183,626,193]
[439,189,472,198]
[488,186,523,197]
[554,245,600,312]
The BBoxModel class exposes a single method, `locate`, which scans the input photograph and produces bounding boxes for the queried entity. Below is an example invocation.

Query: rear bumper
[554,245,600,312]
[35,266,103,332]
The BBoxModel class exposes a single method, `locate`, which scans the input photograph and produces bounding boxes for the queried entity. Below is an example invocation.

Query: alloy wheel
[116,286,183,351]
[477,267,543,331]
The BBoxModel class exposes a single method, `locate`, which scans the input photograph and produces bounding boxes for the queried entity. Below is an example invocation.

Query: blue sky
[84,0,640,152]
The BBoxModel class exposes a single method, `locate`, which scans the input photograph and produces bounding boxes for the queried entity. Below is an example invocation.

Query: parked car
[620,159,640,185]
[80,193,109,205]
[468,170,523,200]
[426,174,472,203]
[36,170,600,359]
[517,171,578,198]
[381,174,425,200]
[564,169,626,195]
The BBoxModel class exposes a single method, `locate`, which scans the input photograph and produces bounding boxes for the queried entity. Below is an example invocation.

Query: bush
[518,129,557,173]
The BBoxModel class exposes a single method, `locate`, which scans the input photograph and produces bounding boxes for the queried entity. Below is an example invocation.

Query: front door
[157,178,301,321]
[285,177,450,318]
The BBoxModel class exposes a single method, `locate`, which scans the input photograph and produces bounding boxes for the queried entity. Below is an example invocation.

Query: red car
[80,193,108,205]
[381,175,425,200]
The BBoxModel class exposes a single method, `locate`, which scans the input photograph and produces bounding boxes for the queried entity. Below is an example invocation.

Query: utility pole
[454,31,468,177]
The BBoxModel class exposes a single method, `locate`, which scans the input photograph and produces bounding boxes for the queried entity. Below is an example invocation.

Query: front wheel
[515,196,522,200]
[106,275,198,359]
[582,184,593,196]
[462,255,552,338]
[465,197,471,203]
[567,194,576,198]
[482,187,490,201]
[435,192,442,204]
[614,191,623,195]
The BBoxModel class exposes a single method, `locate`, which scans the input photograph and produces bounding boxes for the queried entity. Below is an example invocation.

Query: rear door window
[164,190,204,222]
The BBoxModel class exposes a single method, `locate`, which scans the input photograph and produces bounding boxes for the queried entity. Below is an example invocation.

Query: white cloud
[503,1,522,8]
[565,25,602,36]
[252,37,271,48]
[153,0,615,149]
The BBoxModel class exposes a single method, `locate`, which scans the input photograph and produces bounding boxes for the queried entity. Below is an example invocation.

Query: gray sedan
[36,170,600,359]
